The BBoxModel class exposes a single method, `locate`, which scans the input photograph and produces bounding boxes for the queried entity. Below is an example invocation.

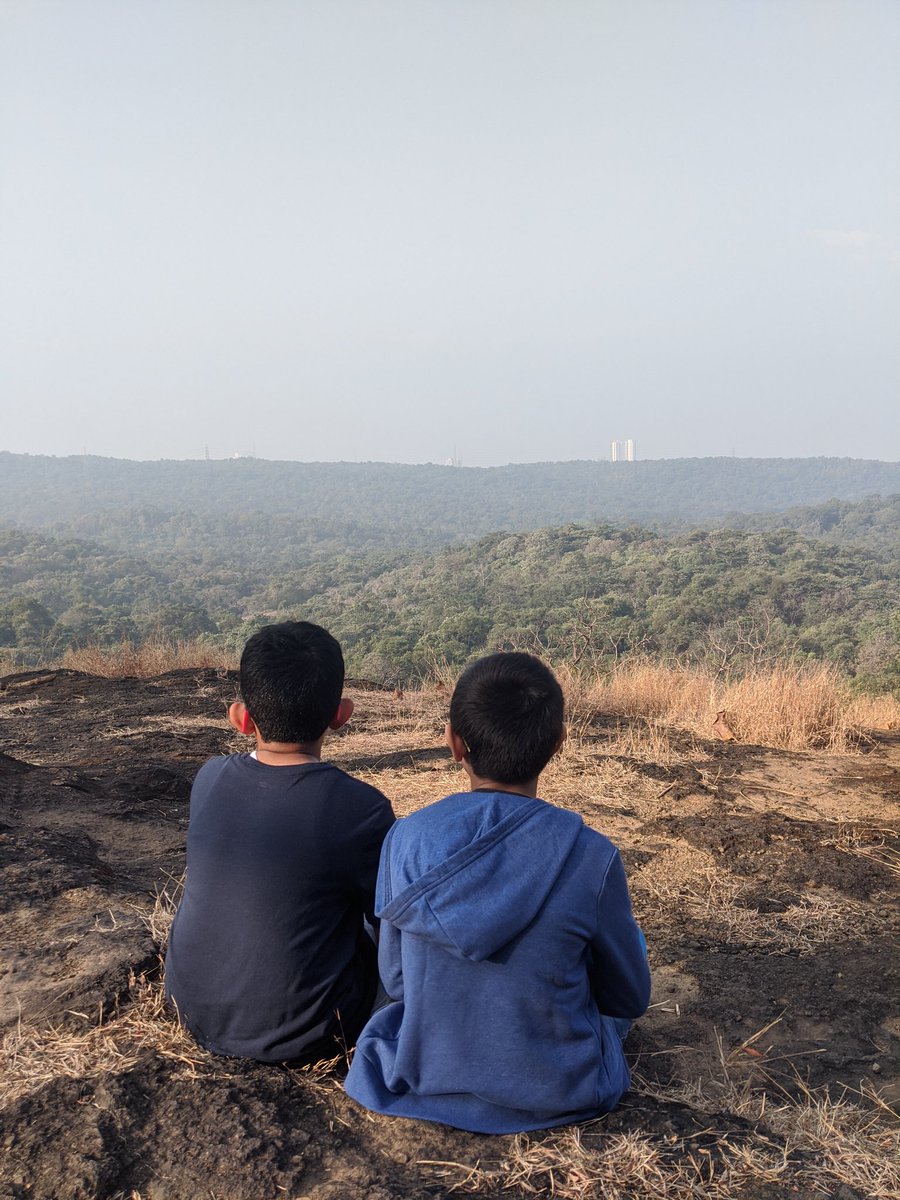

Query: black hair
[239,621,344,744]
[449,652,564,784]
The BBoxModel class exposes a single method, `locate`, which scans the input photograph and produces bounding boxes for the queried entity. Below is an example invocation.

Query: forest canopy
[1,494,898,695]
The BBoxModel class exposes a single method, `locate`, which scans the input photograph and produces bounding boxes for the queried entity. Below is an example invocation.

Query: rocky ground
[1,667,898,1200]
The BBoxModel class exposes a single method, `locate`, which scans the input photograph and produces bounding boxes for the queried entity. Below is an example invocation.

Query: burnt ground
[0,668,898,1200]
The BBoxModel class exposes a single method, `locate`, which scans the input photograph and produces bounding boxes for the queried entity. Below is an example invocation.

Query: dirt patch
[648,807,898,900]
[1,671,898,1199]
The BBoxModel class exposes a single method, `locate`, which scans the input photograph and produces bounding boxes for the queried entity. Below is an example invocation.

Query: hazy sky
[1,0,898,466]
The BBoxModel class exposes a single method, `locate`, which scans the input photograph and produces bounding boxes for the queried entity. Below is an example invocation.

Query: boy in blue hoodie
[344,652,650,1133]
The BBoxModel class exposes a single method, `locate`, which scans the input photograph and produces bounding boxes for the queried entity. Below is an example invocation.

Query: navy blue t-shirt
[165,754,395,1063]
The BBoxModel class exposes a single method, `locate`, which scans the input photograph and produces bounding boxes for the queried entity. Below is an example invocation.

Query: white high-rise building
[611,439,636,461]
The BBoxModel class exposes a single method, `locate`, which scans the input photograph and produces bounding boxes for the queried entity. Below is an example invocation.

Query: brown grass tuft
[845,692,900,731]
[142,875,183,951]
[580,659,873,752]
[59,638,236,678]
[718,665,853,751]
[587,659,716,724]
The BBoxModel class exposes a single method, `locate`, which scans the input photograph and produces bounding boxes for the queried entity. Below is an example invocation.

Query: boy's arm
[353,790,396,927]
[588,849,651,1018]
[376,918,404,1001]
[373,825,403,999]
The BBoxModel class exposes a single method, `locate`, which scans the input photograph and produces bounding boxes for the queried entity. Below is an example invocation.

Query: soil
[0,668,897,1200]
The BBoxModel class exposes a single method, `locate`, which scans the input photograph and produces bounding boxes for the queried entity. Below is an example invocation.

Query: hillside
[716,493,900,557]
[3,453,900,541]
[3,521,899,695]
[1,667,897,1199]
[3,454,898,694]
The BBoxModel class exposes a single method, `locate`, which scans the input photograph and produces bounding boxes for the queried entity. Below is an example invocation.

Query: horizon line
[2,450,899,468]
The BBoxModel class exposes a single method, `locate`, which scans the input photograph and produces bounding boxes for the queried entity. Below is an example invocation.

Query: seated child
[344,652,650,1133]
[165,621,395,1064]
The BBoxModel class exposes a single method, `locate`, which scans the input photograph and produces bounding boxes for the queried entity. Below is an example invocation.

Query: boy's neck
[464,767,540,798]
[253,736,325,767]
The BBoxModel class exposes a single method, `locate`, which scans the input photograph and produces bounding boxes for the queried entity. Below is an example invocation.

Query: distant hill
[714,493,900,558]
[3,454,898,692]
[2,453,899,547]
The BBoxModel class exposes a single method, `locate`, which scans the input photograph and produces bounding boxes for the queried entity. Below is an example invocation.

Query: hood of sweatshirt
[378,791,584,962]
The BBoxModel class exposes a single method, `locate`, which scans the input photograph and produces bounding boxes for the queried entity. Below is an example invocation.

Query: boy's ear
[228,701,256,737]
[445,721,469,763]
[554,725,568,755]
[328,696,354,730]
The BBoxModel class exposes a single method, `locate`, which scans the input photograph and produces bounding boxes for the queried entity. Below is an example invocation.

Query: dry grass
[846,691,900,731]
[687,873,868,952]
[0,649,21,677]
[336,687,448,756]
[597,717,686,764]
[12,971,885,1200]
[767,1082,900,1200]
[821,822,900,880]
[426,1034,899,1200]
[580,659,877,752]
[584,660,716,725]
[631,842,875,953]
[433,1092,897,1200]
[0,972,207,1108]
[718,665,857,751]
[58,638,236,678]
[37,638,899,756]
[0,877,189,1109]
[143,876,182,950]
[629,1045,900,1200]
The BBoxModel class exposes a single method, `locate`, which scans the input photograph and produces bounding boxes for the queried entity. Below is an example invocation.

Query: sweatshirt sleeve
[351,787,396,926]
[588,849,651,1018]
[374,828,404,999]
[376,920,404,1001]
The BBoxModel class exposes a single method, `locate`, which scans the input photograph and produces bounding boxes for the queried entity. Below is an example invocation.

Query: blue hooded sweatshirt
[344,789,650,1133]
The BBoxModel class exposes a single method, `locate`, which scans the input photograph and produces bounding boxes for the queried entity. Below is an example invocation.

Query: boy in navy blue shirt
[165,621,395,1064]
[345,652,649,1132]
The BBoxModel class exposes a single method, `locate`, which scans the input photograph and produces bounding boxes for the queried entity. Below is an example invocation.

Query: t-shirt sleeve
[588,849,651,1018]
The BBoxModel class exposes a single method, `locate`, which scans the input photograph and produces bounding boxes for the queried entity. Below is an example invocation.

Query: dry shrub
[586,659,715,725]
[551,660,602,720]
[717,664,852,751]
[845,691,900,730]
[60,638,236,678]
[581,659,869,752]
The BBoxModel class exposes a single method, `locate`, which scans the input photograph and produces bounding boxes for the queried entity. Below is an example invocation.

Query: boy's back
[345,787,647,1131]
[344,651,649,1133]
[166,753,393,1063]
[164,620,395,1064]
